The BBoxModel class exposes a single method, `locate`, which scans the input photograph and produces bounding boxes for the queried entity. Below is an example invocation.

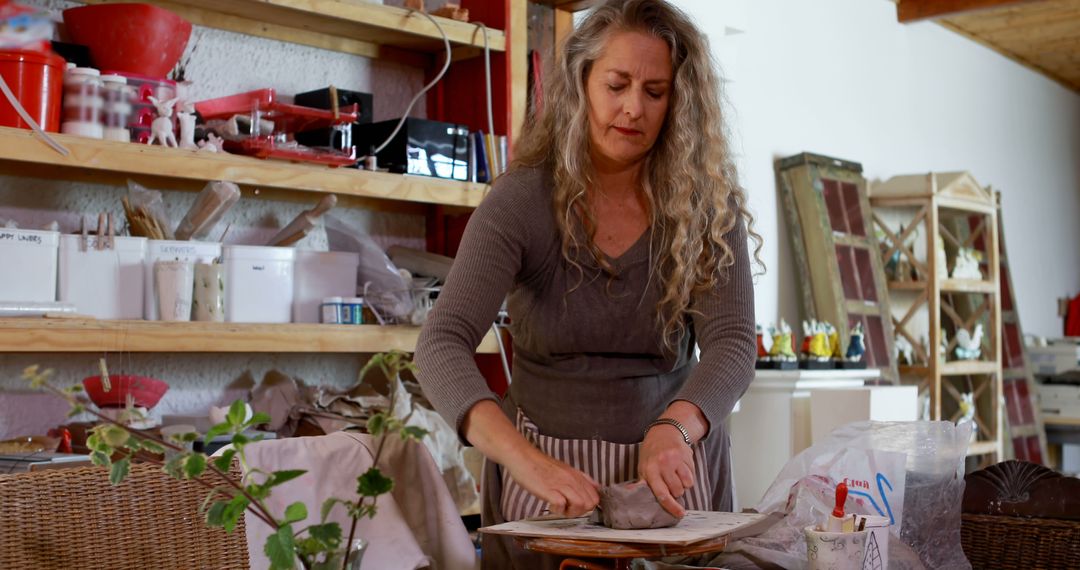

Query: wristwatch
[644,418,692,446]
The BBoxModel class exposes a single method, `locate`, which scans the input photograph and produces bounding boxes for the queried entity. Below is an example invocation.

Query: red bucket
[63,3,191,80]
[0,49,65,132]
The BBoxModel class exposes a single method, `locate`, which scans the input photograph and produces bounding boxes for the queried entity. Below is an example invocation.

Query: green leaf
[401,425,428,441]
[247,412,271,427]
[206,500,228,527]
[227,400,248,428]
[222,495,250,533]
[356,467,394,498]
[90,450,111,468]
[268,469,306,488]
[164,455,185,479]
[232,433,251,447]
[307,522,342,550]
[99,424,129,448]
[204,422,232,445]
[183,453,207,479]
[212,448,237,472]
[366,413,386,437]
[265,525,297,570]
[321,498,342,522]
[109,457,130,485]
[283,502,307,524]
[67,404,85,418]
[139,439,166,454]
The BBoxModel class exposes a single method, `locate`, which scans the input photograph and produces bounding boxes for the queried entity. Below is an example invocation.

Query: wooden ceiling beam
[896,0,1043,23]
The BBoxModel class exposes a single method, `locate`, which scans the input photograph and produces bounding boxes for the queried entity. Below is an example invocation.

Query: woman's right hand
[506,446,600,517]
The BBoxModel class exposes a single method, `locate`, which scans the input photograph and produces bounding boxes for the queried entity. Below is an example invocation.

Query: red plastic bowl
[82,375,169,409]
[62,3,191,79]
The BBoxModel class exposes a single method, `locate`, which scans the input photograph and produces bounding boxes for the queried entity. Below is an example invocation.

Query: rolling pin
[267,194,338,247]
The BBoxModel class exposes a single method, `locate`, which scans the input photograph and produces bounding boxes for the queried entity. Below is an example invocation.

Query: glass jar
[61,67,104,139]
[101,74,132,142]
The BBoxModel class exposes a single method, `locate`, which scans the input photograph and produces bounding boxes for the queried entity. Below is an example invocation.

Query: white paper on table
[479,511,769,546]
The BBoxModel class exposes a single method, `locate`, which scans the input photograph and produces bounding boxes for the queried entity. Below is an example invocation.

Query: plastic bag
[174,180,240,241]
[323,213,412,322]
[126,180,175,239]
[714,421,972,570]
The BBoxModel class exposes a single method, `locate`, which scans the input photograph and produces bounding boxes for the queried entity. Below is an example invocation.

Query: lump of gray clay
[588,480,683,530]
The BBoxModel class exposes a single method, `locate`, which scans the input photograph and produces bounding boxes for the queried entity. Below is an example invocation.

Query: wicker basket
[961,513,1080,569]
[0,463,249,569]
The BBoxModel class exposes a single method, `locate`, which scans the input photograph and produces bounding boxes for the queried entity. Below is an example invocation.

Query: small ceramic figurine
[827,322,842,360]
[800,320,814,358]
[895,334,914,366]
[845,323,865,363]
[954,324,984,360]
[147,96,179,147]
[807,321,831,362]
[769,320,797,363]
[958,392,979,441]
[951,247,983,280]
[756,323,769,361]
[177,101,198,150]
[198,132,224,153]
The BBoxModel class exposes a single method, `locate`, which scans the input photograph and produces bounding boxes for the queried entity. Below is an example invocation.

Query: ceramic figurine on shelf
[954,324,984,361]
[147,96,179,147]
[766,319,797,368]
[827,322,842,360]
[845,322,865,364]
[958,392,979,441]
[177,101,198,150]
[951,247,983,280]
[756,323,769,360]
[800,319,815,358]
[198,132,224,153]
[808,321,831,361]
[895,334,914,366]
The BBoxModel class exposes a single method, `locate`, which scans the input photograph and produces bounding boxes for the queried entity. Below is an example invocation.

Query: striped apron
[500,408,713,521]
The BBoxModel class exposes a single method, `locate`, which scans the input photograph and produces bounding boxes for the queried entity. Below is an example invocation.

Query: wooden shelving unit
[79,0,506,62]
[870,171,1004,462]
[0,127,489,208]
[0,319,501,354]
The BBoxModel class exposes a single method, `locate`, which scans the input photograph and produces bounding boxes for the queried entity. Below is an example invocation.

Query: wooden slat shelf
[888,280,928,291]
[967,441,1000,456]
[941,361,1000,376]
[79,0,506,61]
[0,127,489,208]
[1043,415,1080,428]
[0,319,501,354]
[941,279,996,293]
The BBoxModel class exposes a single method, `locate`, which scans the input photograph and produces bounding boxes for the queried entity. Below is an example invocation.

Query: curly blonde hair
[512,0,762,348]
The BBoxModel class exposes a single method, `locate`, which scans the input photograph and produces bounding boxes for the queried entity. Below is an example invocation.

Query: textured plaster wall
[0,0,431,439]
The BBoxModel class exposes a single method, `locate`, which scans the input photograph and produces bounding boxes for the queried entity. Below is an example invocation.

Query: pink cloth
[242,431,476,570]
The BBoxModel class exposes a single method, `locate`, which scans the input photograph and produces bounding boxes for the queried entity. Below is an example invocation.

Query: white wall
[675,0,1080,337]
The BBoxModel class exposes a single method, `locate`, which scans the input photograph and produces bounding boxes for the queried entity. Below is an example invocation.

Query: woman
[415,0,761,566]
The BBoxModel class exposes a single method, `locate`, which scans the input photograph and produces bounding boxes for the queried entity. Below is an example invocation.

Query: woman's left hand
[638,424,695,518]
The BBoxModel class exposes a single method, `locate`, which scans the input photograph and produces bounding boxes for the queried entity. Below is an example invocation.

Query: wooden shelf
[79,0,506,62]
[0,127,489,208]
[967,441,1000,456]
[941,279,995,293]
[888,280,928,291]
[1043,415,1080,428]
[0,319,501,354]
[941,361,1000,376]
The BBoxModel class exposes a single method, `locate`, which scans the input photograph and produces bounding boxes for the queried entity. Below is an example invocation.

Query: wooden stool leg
[559,558,613,570]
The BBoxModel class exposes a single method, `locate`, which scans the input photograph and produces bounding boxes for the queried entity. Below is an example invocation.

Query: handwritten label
[157,245,199,256]
[0,232,45,245]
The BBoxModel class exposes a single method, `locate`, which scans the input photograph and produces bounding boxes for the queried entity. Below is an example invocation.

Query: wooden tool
[267,194,337,247]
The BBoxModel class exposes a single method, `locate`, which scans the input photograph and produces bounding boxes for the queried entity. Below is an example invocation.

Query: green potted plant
[24,350,427,570]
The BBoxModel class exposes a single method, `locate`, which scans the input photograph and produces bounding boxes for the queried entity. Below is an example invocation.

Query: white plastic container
[292,250,360,323]
[0,228,59,303]
[143,240,222,320]
[223,245,295,323]
[58,235,146,319]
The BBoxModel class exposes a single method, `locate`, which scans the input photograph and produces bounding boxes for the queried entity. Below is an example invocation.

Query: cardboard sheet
[479,511,769,546]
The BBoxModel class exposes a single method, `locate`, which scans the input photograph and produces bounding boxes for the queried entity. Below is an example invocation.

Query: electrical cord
[491,322,512,385]
[0,73,69,156]
[368,9,453,156]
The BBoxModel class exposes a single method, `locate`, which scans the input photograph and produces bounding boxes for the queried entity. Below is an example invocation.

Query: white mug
[804,525,870,570]
[154,260,194,321]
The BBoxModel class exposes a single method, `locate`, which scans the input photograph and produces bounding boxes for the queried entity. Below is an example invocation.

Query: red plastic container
[82,374,169,409]
[62,3,191,79]
[0,49,65,132]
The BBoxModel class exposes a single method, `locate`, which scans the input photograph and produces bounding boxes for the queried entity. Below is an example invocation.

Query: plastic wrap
[713,421,972,570]
[126,179,174,239]
[323,213,412,322]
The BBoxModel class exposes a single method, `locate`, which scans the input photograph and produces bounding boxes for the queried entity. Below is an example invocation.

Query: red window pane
[1015,379,1034,424]
[1012,437,1029,461]
[853,247,878,303]
[1004,379,1021,425]
[822,178,848,234]
[864,315,889,370]
[841,182,866,237]
[1025,436,1043,465]
[1004,323,1023,368]
[968,215,987,251]
[835,245,861,301]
